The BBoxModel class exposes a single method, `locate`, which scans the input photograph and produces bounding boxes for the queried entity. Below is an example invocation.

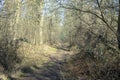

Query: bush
[73,45,120,80]
[0,37,21,72]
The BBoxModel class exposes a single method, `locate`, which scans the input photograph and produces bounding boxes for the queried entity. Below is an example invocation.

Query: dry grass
[16,42,58,68]
[0,73,8,80]
[61,47,120,80]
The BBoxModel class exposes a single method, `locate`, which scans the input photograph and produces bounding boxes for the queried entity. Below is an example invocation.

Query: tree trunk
[117,0,120,49]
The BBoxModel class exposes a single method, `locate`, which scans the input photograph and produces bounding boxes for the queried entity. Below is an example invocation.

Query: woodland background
[0,0,119,80]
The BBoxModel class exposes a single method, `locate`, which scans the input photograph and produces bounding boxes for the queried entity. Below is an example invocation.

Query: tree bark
[117,0,120,49]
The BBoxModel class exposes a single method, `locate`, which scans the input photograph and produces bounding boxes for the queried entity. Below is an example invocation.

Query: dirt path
[16,49,73,80]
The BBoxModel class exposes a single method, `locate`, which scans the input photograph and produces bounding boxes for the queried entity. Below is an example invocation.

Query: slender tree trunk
[37,1,44,45]
[117,0,120,49]
[39,10,44,45]
[14,0,22,40]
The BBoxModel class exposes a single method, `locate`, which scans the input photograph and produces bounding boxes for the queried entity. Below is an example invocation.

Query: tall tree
[117,0,120,49]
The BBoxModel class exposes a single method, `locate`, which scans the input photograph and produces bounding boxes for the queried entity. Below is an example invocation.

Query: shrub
[0,37,21,72]
[74,45,120,80]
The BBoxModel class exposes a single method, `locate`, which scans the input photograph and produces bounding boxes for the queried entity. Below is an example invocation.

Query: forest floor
[9,42,75,80]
